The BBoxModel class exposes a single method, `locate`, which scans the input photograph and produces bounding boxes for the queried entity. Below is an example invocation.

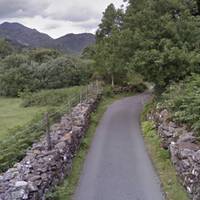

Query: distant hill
[0,22,95,53]
[0,22,53,48]
[55,33,95,53]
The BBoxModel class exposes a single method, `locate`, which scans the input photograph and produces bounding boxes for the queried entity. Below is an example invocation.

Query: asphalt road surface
[73,93,165,200]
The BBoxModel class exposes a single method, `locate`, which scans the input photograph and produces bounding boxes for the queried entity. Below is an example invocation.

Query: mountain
[0,22,95,53]
[55,33,95,53]
[0,22,53,48]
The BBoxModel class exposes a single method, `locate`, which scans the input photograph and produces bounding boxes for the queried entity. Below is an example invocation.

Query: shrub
[160,74,200,133]
[0,53,92,97]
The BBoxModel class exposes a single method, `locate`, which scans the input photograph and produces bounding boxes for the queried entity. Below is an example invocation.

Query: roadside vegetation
[158,74,200,134]
[0,86,83,173]
[142,104,189,200]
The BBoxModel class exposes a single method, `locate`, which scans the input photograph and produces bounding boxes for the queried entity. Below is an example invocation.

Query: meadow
[0,97,46,140]
[0,86,85,172]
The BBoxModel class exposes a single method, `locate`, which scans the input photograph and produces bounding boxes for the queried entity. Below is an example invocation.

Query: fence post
[80,90,83,111]
[86,85,88,102]
[45,112,52,150]
[96,80,99,95]
[68,99,73,128]
[92,82,95,94]
[68,99,72,118]
[88,84,91,97]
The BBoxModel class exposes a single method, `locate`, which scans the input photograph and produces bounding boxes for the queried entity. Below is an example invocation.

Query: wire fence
[0,81,102,172]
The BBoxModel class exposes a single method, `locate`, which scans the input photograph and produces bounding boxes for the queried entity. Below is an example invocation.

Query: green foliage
[28,48,61,63]
[102,85,114,97]
[96,3,121,41]
[160,74,200,133]
[0,55,37,96]
[81,45,96,59]
[0,114,45,172]
[0,52,92,97]
[95,0,200,89]
[0,39,13,59]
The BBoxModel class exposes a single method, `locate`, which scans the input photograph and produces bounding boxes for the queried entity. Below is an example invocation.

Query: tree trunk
[111,74,114,87]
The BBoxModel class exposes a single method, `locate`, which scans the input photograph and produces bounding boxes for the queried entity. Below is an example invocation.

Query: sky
[0,0,124,39]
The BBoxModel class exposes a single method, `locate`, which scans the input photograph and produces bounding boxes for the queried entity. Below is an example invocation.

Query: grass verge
[46,94,128,200]
[141,104,189,200]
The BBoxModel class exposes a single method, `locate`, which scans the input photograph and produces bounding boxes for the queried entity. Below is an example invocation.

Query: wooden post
[80,91,83,111]
[68,99,72,118]
[96,80,99,95]
[69,100,73,128]
[45,113,52,150]
[86,85,88,102]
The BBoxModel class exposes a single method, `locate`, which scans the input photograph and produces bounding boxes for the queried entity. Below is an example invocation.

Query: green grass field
[0,97,45,139]
[0,86,87,172]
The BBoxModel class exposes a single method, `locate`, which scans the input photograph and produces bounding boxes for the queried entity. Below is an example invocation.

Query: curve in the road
[73,93,165,200]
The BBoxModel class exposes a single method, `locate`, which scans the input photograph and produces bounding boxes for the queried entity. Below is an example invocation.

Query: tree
[96,4,124,41]
[95,28,128,86]
[95,3,127,86]
[0,39,13,59]
[81,45,96,59]
[29,48,60,63]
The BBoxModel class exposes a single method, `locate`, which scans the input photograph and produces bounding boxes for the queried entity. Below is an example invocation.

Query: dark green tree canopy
[0,39,13,59]
[94,0,200,89]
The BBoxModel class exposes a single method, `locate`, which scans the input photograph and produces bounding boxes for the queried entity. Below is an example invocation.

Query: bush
[160,74,200,133]
[28,48,60,63]
[103,85,114,97]
[0,53,92,97]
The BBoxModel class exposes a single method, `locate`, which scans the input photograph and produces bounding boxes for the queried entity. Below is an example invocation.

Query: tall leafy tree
[0,39,13,59]
[95,4,126,86]
[96,4,118,41]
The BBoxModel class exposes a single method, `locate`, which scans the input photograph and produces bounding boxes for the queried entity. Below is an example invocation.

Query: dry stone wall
[0,95,101,200]
[150,109,200,200]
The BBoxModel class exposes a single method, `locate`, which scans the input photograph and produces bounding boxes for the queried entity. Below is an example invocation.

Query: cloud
[0,0,124,38]
[44,0,124,22]
[0,0,49,18]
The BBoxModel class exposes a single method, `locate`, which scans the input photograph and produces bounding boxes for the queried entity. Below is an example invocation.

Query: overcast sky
[0,0,124,38]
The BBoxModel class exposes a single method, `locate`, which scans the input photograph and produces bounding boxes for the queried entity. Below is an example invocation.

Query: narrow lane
[74,93,164,200]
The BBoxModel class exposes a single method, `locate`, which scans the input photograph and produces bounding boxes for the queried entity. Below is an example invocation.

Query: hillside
[0,22,95,53]
[55,33,95,53]
[0,22,53,48]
